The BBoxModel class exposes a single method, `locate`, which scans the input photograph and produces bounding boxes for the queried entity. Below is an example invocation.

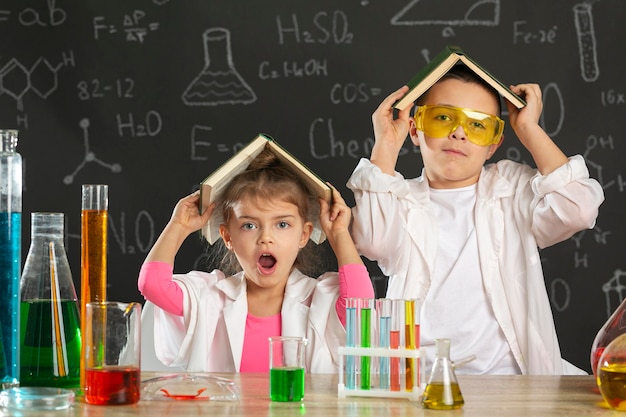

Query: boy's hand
[372,86,412,153]
[506,83,543,136]
[370,86,411,174]
[506,83,569,175]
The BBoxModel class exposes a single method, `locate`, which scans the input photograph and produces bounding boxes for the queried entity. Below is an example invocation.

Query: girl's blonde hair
[208,147,324,276]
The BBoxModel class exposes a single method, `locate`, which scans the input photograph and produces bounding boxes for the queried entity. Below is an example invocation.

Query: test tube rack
[337,346,425,401]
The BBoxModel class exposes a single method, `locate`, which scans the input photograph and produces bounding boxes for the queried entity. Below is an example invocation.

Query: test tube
[376,298,392,390]
[415,299,421,387]
[360,298,373,390]
[390,299,405,391]
[405,299,417,392]
[345,298,358,389]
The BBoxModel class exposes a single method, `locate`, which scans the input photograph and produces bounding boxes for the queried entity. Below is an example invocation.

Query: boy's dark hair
[207,147,323,277]
[416,64,503,117]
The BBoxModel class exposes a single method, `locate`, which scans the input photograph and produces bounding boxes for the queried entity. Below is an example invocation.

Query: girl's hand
[319,183,362,266]
[169,191,213,235]
[319,184,351,239]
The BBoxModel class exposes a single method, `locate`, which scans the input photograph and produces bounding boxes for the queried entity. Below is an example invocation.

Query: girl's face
[219,195,312,291]
[409,78,502,189]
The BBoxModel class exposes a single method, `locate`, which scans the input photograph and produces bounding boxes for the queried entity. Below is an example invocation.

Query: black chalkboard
[1,0,624,374]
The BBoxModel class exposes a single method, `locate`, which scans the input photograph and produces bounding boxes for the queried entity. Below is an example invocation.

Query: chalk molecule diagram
[0,53,72,112]
[64,118,122,185]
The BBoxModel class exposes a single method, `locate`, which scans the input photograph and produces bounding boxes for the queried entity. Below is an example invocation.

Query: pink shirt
[138,262,373,372]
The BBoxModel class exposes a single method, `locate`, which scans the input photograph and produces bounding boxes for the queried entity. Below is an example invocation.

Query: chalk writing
[276,11,354,44]
[258,59,329,79]
[330,83,382,104]
[17,0,66,27]
[76,78,135,100]
[116,111,162,137]
[600,90,625,107]
[513,21,558,44]
[93,11,160,43]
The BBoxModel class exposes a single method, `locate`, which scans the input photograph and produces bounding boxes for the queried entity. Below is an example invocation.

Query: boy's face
[409,78,503,189]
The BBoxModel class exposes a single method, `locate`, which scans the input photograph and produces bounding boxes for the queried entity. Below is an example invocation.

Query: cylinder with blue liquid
[0,129,22,389]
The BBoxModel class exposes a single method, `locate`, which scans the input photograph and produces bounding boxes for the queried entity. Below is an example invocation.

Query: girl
[139,148,374,372]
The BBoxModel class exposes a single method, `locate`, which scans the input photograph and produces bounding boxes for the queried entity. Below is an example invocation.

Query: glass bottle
[0,129,22,389]
[19,213,81,388]
[421,338,464,410]
[79,184,108,389]
[591,298,626,377]
[596,332,626,410]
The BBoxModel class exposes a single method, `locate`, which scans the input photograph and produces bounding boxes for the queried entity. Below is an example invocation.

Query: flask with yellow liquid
[421,338,465,410]
[597,332,626,410]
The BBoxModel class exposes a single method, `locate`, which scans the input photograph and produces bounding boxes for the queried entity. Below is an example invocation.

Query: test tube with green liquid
[360,298,373,390]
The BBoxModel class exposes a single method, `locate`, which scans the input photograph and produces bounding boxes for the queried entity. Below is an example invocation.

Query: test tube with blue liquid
[376,299,392,390]
[345,298,358,389]
[360,298,373,390]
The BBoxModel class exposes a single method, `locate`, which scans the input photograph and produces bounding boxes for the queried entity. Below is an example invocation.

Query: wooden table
[12,373,617,416]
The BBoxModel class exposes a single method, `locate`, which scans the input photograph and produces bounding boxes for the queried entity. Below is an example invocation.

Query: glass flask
[19,213,81,388]
[79,184,108,389]
[421,338,464,410]
[0,129,22,389]
[591,298,626,377]
[597,333,626,410]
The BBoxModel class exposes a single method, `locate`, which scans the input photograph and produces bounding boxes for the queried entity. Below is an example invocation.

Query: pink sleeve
[335,264,375,326]
[137,261,184,316]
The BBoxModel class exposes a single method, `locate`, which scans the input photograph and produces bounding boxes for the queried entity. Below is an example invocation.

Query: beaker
[268,336,307,402]
[84,301,141,405]
[20,213,81,388]
[421,338,464,410]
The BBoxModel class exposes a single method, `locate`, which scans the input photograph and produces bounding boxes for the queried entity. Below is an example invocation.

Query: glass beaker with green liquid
[20,213,81,388]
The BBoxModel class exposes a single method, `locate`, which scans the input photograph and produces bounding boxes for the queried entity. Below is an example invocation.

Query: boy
[347,65,604,375]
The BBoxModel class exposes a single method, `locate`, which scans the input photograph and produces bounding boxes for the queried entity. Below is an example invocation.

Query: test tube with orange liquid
[80,184,108,389]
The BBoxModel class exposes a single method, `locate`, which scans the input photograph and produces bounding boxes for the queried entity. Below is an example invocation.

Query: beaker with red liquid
[84,301,141,405]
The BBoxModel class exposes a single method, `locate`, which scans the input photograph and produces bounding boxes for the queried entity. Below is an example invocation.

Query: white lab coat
[150,268,344,373]
[347,156,604,375]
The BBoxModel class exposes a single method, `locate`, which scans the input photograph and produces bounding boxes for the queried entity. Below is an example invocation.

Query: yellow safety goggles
[414,105,504,146]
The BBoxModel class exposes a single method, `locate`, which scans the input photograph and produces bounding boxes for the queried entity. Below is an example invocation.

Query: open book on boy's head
[393,45,526,111]
[199,133,332,245]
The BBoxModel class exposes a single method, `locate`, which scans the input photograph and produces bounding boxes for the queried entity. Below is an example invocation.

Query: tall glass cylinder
[80,184,108,388]
[20,213,81,388]
[0,129,22,389]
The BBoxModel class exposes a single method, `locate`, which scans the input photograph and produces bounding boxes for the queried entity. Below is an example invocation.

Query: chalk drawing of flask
[182,27,257,106]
